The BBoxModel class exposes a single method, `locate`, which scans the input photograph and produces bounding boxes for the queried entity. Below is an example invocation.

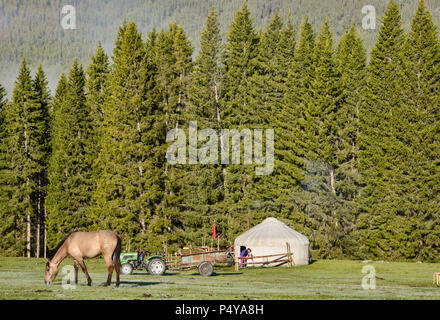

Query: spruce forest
[0,0,439,262]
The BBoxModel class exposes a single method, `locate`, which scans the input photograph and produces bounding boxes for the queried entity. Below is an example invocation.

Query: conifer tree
[32,65,51,257]
[285,16,315,114]
[358,0,407,259]
[45,60,94,249]
[0,84,6,147]
[92,22,166,250]
[113,19,128,60]
[183,7,226,245]
[247,12,302,226]
[220,1,261,242]
[222,1,259,127]
[86,43,111,216]
[280,17,318,251]
[50,73,68,117]
[0,83,15,255]
[297,18,345,258]
[154,23,194,249]
[86,42,110,144]
[334,24,367,257]
[2,59,48,256]
[335,24,366,191]
[279,17,316,201]
[44,72,67,257]
[397,0,440,260]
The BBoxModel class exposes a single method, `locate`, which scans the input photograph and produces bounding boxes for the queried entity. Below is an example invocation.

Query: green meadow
[1,257,440,299]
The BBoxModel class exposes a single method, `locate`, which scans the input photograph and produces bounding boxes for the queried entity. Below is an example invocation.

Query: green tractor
[120,248,167,276]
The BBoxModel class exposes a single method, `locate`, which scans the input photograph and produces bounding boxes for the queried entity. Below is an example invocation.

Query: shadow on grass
[211,272,242,276]
[48,281,161,287]
[118,281,161,287]
[132,272,181,276]
[186,272,242,276]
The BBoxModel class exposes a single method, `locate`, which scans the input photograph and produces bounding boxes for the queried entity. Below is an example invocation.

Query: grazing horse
[44,230,121,287]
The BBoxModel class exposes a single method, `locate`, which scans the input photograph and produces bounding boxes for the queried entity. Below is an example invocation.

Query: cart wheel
[147,258,166,276]
[198,262,214,276]
[121,263,133,275]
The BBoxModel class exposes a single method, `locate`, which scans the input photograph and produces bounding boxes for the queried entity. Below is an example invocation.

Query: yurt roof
[235,217,309,245]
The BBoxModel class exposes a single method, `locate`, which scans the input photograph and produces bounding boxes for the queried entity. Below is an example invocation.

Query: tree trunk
[36,178,41,258]
[36,217,40,258]
[26,214,31,258]
[329,166,336,196]
[24,126,31,258]
[44,207,47,258]
[215,83,227,189]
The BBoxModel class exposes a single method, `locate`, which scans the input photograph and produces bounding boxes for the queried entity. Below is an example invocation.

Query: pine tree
[397,0,440,261]
[279,16,315,194]
[334,24,367,257]
[247,12,284,127]
[335,24,366,193]
[31,65,51,257]
[358,0,407,260]
[1,59,48,256]
[220,1,261,242]
[154,23,194,250]
[50,73,68,117]
[296,18,345,258]
[285,16,315,115]
[247,12,303,227]
[86,42,110,145]
[273,17,317,241]
[0,84,6,144]
[45,60,94,249]
[222,1,259,127]
[92,22,166,250]
[113,19,128,60]
[0,83,15,255]
[44,72,67,257]
[182,7,225,246]
[86,43,111,220]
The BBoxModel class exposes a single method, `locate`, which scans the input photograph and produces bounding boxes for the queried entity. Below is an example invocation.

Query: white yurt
[234,217,310,266]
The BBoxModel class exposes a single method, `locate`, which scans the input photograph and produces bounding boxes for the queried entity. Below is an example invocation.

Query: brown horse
[44,230,121,287]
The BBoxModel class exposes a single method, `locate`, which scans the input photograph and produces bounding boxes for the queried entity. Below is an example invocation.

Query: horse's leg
[113,236,121,287]
[114,260,120,287]
[104,254,114,287]
[73,260,79,284]
[77,259,92,286]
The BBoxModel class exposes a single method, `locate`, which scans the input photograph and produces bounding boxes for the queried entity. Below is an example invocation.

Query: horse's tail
[112,236,122,269]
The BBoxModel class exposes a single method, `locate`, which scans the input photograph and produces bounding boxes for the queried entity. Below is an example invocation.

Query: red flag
[212,221,216,239]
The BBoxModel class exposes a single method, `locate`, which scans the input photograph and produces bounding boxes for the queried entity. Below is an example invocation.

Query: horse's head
[44,260,59,285]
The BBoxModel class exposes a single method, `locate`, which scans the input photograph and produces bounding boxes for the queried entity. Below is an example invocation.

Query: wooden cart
[166,249,234,276]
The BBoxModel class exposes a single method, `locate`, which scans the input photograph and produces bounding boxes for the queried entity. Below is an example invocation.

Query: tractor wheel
[121,263,133,275]
[198,262,214,276]
[147,258,166,276]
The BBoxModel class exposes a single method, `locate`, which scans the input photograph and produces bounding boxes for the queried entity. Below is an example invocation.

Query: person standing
[240,247,252,268]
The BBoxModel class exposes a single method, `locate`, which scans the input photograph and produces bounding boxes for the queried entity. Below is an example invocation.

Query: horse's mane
[48,233,72,260]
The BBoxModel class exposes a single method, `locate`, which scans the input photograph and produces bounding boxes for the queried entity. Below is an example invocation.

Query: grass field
[1,257,440,299]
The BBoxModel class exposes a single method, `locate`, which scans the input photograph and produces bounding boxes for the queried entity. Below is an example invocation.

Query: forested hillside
[0,0,439,262]
[1,0,439,94]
